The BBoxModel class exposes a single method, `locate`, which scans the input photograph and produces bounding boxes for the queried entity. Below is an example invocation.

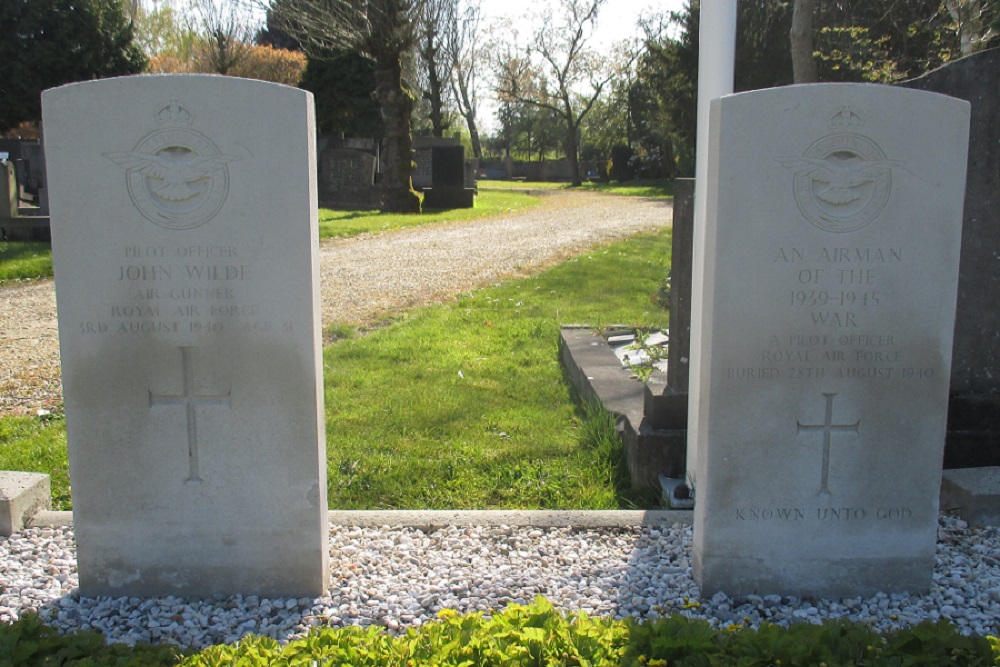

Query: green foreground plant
[3,597,998,667]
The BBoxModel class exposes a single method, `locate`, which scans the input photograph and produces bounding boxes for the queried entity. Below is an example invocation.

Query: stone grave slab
[940,467,1000,527]
[0,471,51,536]
[689,84,970,597]
[42,75,328,598]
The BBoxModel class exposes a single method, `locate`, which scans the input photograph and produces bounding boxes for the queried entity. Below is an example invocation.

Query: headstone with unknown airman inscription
[688,84,970,597]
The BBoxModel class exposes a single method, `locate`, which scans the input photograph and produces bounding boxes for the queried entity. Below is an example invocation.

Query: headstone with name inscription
[318,147,378,209]
[689,84,970,597]
[42,75,328,598]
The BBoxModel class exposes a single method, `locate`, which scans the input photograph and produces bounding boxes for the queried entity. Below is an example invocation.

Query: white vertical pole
[686,0,737,490]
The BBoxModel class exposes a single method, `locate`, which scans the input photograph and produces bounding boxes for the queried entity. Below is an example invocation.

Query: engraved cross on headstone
[149,346,231,482]
[796,392,859,495]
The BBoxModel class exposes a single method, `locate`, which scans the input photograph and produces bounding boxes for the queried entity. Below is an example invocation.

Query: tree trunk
[465,113,482,158]
[790,0,818,83]
[566,121,582,187]
[374,54,421,214]
[427,51,446,137]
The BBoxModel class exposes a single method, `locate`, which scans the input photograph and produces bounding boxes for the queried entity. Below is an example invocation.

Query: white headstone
[689,83,970,597]
[42,75,328,597]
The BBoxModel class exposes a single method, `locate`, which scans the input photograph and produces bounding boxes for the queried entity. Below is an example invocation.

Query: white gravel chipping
[1,514,998,649]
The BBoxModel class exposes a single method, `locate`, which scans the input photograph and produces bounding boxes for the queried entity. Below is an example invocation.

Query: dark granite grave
[318,147,380,210]
[423,145,475,209]
[644,178,693,434]
[899,48,1000,467]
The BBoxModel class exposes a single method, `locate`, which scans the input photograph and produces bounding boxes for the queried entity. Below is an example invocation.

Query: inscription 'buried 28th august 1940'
[724,244,936,382]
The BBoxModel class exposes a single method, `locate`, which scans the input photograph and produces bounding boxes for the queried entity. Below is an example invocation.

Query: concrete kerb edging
[25,509,694,531]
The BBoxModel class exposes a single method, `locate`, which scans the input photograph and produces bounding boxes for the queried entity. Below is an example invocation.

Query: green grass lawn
[0,227,671,510]
[318,188,540,238]
[0,241,53,285]
[322,231,670,509]
[479,178,673,199]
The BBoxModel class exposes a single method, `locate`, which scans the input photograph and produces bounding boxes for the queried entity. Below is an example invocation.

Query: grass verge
[322,230,670,509]
[0,241,53,284]
[479,178,674,199]
[318,189,540,239]
[0,412,71,509]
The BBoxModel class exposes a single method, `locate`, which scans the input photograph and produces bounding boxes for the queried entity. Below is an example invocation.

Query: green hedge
[3,597,998,666]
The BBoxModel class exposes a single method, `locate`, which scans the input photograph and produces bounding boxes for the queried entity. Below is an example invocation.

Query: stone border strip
[25,509,694,531]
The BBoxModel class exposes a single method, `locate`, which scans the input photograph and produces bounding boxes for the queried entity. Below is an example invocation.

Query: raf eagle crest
[777,106,902,233]
[105,100,241,230]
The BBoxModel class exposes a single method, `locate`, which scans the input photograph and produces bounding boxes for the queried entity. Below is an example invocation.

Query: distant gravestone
[319,147,378,210]
[424,145,474,209]
[412,147,433,190]
[689,84,970,597]
[465,158,479,190]
[431,145,465,187]
[42,75,329,598]
[898,48,1000,467]
[0,161,16,219]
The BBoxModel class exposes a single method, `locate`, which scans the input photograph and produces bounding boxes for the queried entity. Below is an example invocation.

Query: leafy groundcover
[3,597,998,666]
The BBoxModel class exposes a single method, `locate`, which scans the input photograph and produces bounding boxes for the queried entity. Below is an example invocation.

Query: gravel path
[2,516,998,649]
[0,190,671,416]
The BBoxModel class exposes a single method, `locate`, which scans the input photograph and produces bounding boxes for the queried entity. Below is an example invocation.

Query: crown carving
[156,100,194,127]
[829,105,864,131]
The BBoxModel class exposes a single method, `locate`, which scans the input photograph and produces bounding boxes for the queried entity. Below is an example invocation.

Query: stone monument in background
[899,48,1000,468]
[42,75,329,597]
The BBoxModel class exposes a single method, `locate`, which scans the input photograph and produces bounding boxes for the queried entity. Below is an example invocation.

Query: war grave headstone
[423,145,475,209]
[898,48,1000,468]
[318,147,379,210]
[689,84,970,597]
[42,75,328,597]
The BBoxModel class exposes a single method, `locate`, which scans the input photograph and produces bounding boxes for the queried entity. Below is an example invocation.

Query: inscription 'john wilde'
[118,264,249,280]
